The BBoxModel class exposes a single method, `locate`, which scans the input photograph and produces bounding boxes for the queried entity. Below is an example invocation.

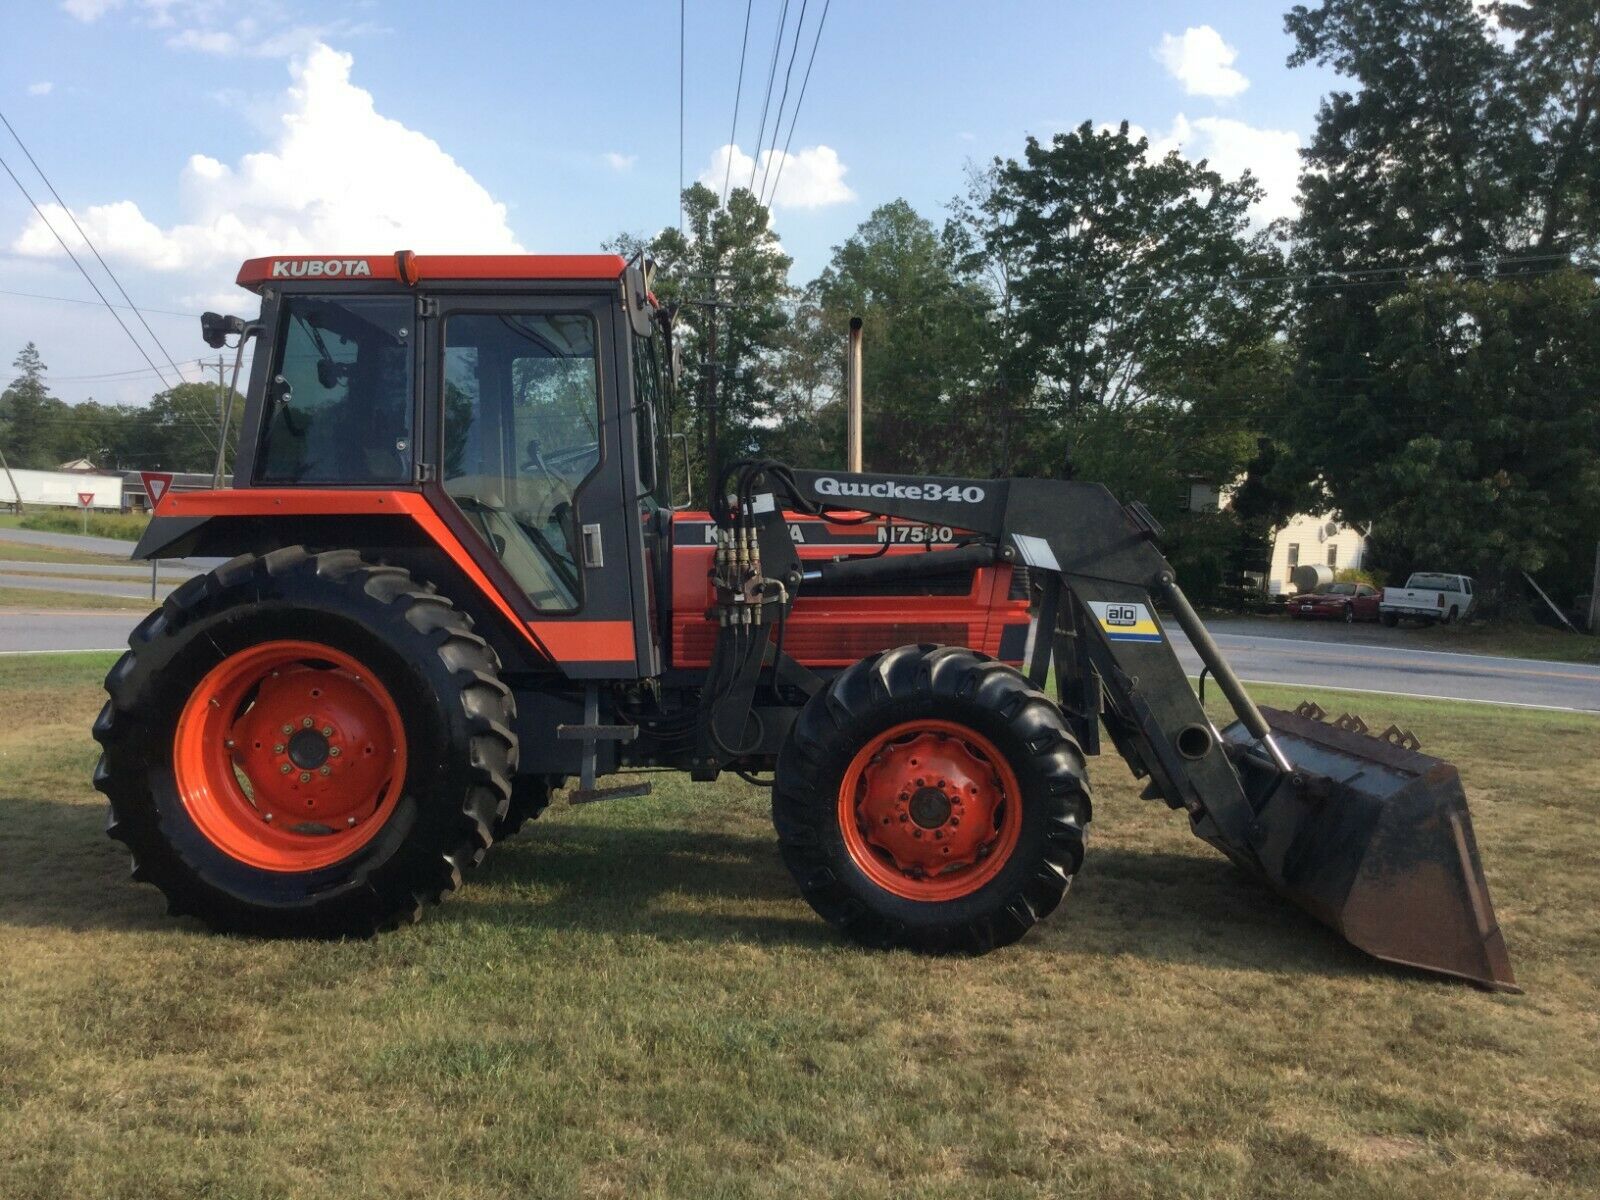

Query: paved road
[1170,618,1600,713]
[0,572,179,601]
[4,608,1595,712]
[0,526,140,558]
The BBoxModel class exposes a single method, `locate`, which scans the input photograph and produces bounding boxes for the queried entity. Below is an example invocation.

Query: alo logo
[1103,604,1138,627]
[814,476,985,504]
[269,258,375,279]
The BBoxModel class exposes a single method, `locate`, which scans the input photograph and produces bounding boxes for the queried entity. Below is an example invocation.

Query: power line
[0,288,197,319]
[758,0,810,204]
[747,0,792,192]
[766,0,832,210]
[678,0,686,235]
[0,153,183,397]
[721,0,755,208]
[0,111,197,404]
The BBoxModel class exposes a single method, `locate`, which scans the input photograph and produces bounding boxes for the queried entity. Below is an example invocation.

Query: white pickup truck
[1380,572,1476,627]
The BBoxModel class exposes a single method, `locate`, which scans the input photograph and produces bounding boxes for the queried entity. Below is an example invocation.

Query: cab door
[422,291,648,678]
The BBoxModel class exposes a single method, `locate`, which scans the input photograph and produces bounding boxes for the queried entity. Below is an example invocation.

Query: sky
[0,0,1338,408]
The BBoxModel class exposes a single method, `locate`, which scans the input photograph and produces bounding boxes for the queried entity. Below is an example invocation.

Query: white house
[1264,511,1367,595]
[1190,482,1367,596]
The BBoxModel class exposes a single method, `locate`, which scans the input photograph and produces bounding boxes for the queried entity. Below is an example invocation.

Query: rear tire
[773,645,1090,954]
[93,547,517,937]
[495,775,554,838]
[1343,603,1354,623]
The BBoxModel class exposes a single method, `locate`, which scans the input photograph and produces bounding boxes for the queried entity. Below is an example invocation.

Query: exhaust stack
[846,316,863,472]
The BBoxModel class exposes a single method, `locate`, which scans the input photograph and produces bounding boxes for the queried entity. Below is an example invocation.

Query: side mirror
[201,311,248,349]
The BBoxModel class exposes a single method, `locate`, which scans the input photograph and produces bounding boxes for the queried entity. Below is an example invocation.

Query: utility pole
[0,443,21,514]
[216,354,226,477]
[1588,541,1600,634]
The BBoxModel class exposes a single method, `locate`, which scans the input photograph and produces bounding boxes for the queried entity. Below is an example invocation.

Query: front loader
[94,250,1515,990]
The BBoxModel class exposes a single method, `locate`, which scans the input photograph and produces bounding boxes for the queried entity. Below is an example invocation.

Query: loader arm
[720,465,1516,991]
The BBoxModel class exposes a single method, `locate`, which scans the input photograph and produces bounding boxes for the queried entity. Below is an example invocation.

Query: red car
[1290,582,1381,622]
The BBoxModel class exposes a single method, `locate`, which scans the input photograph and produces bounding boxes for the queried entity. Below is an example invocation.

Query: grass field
[1402,619,1600,665]
[1,653,1596,1199]
[15,509,150,541]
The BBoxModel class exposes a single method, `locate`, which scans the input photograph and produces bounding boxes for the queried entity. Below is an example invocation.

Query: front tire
[773,645,1090,954]
[93,548,516,937]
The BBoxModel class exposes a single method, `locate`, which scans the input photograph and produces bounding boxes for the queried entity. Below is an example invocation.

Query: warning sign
[140,471,175,510]
[77,491,95,508]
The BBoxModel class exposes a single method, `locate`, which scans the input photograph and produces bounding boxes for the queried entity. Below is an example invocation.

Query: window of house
[1287,543,1300,570]
[1327,545,1338,568]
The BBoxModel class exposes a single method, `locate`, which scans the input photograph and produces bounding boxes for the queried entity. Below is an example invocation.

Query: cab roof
[236,252,628,292]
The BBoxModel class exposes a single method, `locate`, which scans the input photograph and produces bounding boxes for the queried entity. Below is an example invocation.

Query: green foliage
[1284,0,1600,607]
[613,184,793,497]
[1,343,239,475]
[809,199,997,474]
[1335,566,1386,589]
[960,123,1291,518]
[19,509,149,541]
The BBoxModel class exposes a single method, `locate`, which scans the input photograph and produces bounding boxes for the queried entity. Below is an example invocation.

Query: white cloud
[1135,114,1301,223]
[697,143,855,210]
[12,43,522,293]
[61,0,122,20]
[1156,26,1249,99]
[603,152,637,172]
[27,82,54,96]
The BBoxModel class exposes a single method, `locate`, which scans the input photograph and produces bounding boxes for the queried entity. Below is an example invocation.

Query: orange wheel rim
[172,640,407,872]
[837,719,1023,901]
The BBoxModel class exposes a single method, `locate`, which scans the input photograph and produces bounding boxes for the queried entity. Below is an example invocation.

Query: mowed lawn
[1,653,1597,1199]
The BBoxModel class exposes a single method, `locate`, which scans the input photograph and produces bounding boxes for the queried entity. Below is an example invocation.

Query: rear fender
[134,489,634,677]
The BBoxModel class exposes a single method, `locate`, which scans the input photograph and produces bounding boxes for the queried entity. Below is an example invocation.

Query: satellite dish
[1325,520,1340,539]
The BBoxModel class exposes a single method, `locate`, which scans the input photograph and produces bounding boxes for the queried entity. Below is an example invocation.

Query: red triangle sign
[140,471,175,509]
[77,491,95,508]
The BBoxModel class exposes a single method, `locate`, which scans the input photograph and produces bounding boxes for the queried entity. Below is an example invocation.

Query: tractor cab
[194,251,676,678]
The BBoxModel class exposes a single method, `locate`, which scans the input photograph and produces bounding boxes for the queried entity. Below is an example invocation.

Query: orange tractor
[94,251,1515,988]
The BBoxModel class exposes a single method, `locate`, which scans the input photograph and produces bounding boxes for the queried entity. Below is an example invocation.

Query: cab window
[442,312,601,612]
[632,333,671,505]
[256,296,414,484]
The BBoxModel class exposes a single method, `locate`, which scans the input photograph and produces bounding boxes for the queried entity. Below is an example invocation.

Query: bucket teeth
[1379,724,1423,752]
[1293,700,1328,722]
[1333,712,1370,736]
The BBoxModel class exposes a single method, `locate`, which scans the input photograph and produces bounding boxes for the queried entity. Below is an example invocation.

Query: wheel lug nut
[321,726,333,737]
[273,743,285,754]
[302,717,314,728]
[281,724,293,735]
[346,817,357,827]
[299,772,311,783]
[329,747,341,757]
[263,812,273,822]
[280,764,292,774]
[319,766,331,776]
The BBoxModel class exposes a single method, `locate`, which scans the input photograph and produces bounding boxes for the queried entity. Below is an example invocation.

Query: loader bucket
[1217,704,1517,992]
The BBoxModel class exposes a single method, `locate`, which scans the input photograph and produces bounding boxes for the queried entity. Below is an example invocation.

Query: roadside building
[0,466,124,510]
[1187,480,1367,596]
[1264,512,1367,595]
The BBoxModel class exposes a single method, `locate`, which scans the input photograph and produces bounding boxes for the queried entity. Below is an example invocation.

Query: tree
[969,122,1289,509]
[1281,0,1600,605]
[0,342,72,468]
[610,184,792,497]
[809,199,997,475]
[1493,0,1600,258]
[1347,272,1600,602]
